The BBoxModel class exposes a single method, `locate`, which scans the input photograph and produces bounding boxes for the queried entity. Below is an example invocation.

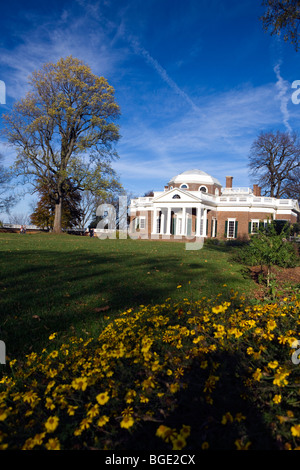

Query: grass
[0,232,255,360]
[1,232,300,451]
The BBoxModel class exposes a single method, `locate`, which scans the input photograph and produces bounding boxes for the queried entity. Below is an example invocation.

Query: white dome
[169,169,221,186]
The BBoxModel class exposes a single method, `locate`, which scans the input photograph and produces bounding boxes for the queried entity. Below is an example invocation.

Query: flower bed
[0,290,300,450]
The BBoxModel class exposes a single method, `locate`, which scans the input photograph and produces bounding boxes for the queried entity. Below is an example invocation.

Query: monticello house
[129,169,300,240]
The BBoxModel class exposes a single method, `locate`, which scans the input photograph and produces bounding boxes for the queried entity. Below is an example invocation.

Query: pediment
[152,188,202,204]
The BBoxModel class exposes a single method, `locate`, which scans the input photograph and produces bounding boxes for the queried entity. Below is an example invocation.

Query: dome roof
[169,169,221,186]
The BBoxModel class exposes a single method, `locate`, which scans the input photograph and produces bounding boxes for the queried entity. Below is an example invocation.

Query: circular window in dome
[199,186,207,193]
[180,184,188,189]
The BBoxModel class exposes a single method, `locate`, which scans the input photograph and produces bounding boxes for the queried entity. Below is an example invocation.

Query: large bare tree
[2,56,121,233]
[261,0,300,51]
[249,130,300,198]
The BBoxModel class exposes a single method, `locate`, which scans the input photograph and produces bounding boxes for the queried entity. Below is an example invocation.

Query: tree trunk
[267,265,271,287]
[53,197,62,233]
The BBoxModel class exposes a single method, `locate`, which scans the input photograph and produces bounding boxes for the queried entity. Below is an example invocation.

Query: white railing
[222,187,252,194]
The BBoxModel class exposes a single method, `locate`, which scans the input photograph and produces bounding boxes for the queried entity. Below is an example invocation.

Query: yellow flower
[221,412,234,425]
[97,415,109,427]
[235,413,246,422]
[180,425,191,438]
[201,441,209,449]
[87,404,99,418]
[67,405,78,416]
[120,415,134,429]
[45,438,60,450]
[169,383,180,394]
[235,439,251,450]
[96,391,110,405]
[253,368,262,382]
[268,361,279,369]
[172,435,186,450]
[49,333,57,340]
[44,416,59,433]
[45,397,55,410]
[267,320,277,331]
[156,425,177,443]
[71,377,88,391]
[291,425,300,437]
[273,367,290,387]
[23,390,38,405]
[273,394,282,404]
[156,425,170,438]
[0,409,8,421]
[32,432,45,447]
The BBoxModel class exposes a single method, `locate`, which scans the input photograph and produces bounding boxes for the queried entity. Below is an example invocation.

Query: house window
[211,218,217,238]
[251,219,260,234]
[172,194,181,199]
[139,217,146,229]
[135,217,146,230]
[180,184,188,189]
[199,186,207,193]
[226,219,237,238]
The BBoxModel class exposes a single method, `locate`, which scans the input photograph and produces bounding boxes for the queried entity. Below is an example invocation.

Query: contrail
[129,37,201,113]
[274,62,292,133]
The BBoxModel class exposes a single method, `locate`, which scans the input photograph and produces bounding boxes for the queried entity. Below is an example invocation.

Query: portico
[151,188,209,238]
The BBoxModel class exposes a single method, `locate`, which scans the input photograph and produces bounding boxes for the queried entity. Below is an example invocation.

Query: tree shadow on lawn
[124,350,279,452]
[1,247,253,359]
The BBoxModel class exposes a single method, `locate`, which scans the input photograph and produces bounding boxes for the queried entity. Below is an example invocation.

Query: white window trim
[251,219,260,234]
[227,218,236,239]
[180,183,189,189]
[199,185,208,193]
[135,216,146,230]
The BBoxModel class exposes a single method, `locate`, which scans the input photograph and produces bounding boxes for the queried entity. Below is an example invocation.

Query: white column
[166,206,172,235]
[160,211,165,235]
[203,208,207,237]
[152,207,158,234]
[181,207,186,236]
[196,206,201,237]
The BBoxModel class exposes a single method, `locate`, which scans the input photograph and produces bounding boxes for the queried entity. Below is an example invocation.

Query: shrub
[237,222,298,286]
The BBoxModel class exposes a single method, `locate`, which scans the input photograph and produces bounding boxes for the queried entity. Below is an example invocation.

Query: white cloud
[274,62,292,134]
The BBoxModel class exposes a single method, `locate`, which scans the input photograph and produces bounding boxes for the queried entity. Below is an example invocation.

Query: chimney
[226,176,233,188]
[253,184,261,196]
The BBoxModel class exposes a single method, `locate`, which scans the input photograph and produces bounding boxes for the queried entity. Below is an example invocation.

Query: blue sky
[0,0,299,221]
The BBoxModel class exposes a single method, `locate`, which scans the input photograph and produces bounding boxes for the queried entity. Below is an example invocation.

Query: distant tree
[0,155,17,212]
[261,0,300,51]
[30,178,82,230]
[249,130,300,198]
[144,190,154,197]
[8,213,30,225]
[2,56,121,233]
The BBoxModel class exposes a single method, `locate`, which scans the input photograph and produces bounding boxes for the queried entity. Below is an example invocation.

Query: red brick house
[129,170,299,240]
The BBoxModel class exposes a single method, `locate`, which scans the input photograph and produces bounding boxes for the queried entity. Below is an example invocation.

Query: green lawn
[0,232,255,360]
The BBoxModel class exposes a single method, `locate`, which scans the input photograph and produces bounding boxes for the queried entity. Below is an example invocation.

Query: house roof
[169,169,222,186]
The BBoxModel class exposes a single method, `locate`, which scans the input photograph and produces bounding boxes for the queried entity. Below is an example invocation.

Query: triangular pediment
[152,188,202,203]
